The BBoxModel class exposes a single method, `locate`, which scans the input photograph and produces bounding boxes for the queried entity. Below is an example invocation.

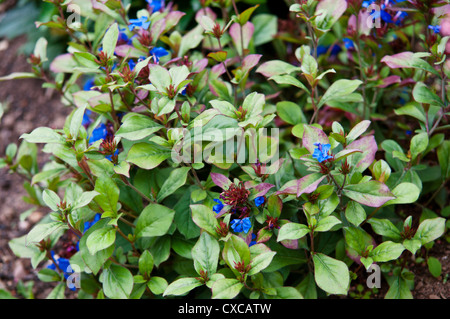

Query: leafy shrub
[1,0,449,299]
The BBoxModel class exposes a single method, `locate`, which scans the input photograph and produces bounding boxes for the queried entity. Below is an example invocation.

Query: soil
[0,21,448,301]
[0,35,71,298]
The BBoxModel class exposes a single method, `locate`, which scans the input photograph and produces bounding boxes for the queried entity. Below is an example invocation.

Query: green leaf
[317,79,362,109]
[26,222,68,246]
[0,72,37,81]
[163,277,203,296]
[346,120,371,144]
[42,189,61,211]
[79,219,115,275]
[135,204,175,239]
[72,191,99,210]
[344,226,369,256]
[369,241,404,262]
[116,113,163,141]
[252,14,278,46]
[381,52,440,76]
[427,257,442,278]
[101,263,133,299]
[20,127,64,144]
[384,277,413,299]
[314,216,341,232]
[156,167,190,202]
[343,181,395,207]
[192,232,220,276]
[383,183,420,206]
[139,250,154,278]
[413,217,446,245]
[276,101,305,125]
[410,132,429,161]
[126,142,172,170]
[256,60,301,78]
[223,235,251,271]
[248,251,276,276]
[190,204,220,237]
[147,276,168,295]
[345,201,366,227]
[402,239,421,255]
[46,283,66,299]
[437,141,450,179]
[86,227,116,255]
[94,176,119,214]
[313,253,349,295]
[368,218,402,241]
[412,82,444,107]
[277,222,309,242]
[212,278,244,299]
[102,22,119,58]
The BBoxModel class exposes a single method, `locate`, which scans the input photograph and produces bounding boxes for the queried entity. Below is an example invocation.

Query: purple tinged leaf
[346,135,377,173]
[229,22,254,55]
[241,54,262,74]
[302,125,330,154]
[245,183,275,197]
[297,173,326,198]
[165,11,186,31]
[281,239,299,250]
[378,75,401,88]
[256,60,300,78]
[333,149,362,162]
[343,181,395,207]
[275,180,297,196]
[210,172,232,190]
[381,52,416,69]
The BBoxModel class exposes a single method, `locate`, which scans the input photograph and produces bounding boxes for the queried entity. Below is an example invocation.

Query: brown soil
[0,35,70,298]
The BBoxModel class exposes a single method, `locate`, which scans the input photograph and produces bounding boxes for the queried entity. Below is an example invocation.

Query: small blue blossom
[213,199,224,214]
[428,25,441,34]
[230,217,252,234]
[343,38,355,50]
[88,123,108,145]
[150,47,169,63]
[254,196,265,207]
[83,213,101,233]
[249,233,257,247]
[47,251,76,290]
[83,78,95,91]
[82,109,93,128]
[317,44,341,57]
[312,143,332,163]
[118,27,132,45]
[147,0,164,12]
[128,16,151,31]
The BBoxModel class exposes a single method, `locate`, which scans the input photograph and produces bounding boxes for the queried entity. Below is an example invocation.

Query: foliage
[0,0,449,299]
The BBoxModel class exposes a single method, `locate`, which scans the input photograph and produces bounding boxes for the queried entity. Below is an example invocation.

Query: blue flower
[254,196,265,207]
[230,217,252,234]
[429,25,441,34]
[150,47,169,63]
[312,143,332,163]
[128,16,151,31]
[82,109,93,128]
[213,199,224,213]
[83,78,95,91]
[47,251,76,290]
[316,44,341,57]
[118,27,132,45]
[343,38,355,50]
[249,233,257,247]
[83,213,101,233]
[88,123,108,145]
[147,0,164,12]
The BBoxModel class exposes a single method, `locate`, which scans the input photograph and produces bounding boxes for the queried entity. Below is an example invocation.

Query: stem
[424,180,447,207]
[120,175,154,203]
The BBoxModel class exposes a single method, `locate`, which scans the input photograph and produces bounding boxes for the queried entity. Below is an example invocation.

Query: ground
[0,33,448,300]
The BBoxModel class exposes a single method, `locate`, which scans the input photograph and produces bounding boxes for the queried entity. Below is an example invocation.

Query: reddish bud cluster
[234,261,251,274]
[220,182,250,216]
[100,135,117,155]
[137,30,153,48]
[265,216,280,230]
[215,221,229,237]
